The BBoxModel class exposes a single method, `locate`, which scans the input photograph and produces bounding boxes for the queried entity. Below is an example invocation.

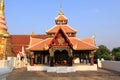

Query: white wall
[102,61,120,72]
[98,59,120,72]
[0,60,9,68]
[0,58,13,80]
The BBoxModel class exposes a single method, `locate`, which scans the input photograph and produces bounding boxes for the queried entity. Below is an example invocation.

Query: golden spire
[0,0,4,15]
[59,0,64,15]
[0,0,8,32]
[60,0,62,11]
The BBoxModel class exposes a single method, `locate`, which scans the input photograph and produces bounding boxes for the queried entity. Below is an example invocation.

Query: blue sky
[4,0,120,50]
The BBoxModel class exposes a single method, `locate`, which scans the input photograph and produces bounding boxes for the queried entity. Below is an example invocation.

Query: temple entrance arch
[49,46,73,66]
[54,50,69,65]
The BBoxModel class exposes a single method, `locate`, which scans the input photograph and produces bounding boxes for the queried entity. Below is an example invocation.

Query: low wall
[0,58,13,80]
[74,64,97,71]
[102,61,120,72]
[0,60,9,68]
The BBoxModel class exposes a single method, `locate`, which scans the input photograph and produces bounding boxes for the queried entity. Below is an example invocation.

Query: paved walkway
[7,68,120,80]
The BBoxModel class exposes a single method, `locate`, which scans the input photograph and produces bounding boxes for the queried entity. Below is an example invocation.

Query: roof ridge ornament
[59,10,64,15]
[60,0,62,11]
[59,0,64,15]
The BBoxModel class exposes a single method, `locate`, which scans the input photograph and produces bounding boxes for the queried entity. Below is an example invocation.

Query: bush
[115,52,120,61]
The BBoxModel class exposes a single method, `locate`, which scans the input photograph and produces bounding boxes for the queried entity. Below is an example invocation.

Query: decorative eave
[27,38,52,51]
[69,37,97,50]
[46,25,77,34]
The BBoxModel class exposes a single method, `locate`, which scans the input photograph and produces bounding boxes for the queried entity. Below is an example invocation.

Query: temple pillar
[68,56,73,66]
[43,55,45,64]
[68,49,73,66]
[30,51,34,66]
[89,50,95,66]
[86,55,88,64]
[90,57,94,65]
[30,57,34,66]
[49,48,54,66]
[50,56,54,66]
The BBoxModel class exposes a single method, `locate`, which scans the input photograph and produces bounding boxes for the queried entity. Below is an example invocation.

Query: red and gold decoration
[57,36,65,44]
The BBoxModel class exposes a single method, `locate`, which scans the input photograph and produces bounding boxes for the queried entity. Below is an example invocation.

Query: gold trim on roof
[59,10,64,15]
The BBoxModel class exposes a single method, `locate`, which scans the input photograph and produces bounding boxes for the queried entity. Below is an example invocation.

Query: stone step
[47,66,76,73]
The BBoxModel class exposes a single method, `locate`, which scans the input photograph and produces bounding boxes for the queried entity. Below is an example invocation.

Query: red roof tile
[29,27,97,51]
[80,37,95,46]
[11,35,30,45]
[12,35,48,55]
[30,37,43,47]
[46,25,77,34]
[55,14,67,21]
[28,38,52,51]
[55,10,68,21]
[69,37,97,50]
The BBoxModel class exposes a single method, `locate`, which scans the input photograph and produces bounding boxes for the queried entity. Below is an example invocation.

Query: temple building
[0,0,97,67]
[26,10,97,66]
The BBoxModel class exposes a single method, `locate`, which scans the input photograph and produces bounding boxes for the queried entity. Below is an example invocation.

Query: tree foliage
[112,47,120,61]
[94,45,111,60]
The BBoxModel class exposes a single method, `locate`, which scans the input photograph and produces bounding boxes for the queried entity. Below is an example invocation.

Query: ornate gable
[49,27,72,47]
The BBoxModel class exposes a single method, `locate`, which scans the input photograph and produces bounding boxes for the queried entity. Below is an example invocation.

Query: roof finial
[59,0,64,15]
[0,0,4,15]
[60,0,62,11]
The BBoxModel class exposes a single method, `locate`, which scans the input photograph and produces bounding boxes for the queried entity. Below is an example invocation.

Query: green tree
[112,47,120,61]
[115,52,120,61]
[94,45,111,60]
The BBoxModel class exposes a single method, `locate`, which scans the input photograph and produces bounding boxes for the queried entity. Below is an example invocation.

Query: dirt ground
[7,68,120,80]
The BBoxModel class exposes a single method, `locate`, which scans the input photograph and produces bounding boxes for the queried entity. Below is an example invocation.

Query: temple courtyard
[7,68,120,80]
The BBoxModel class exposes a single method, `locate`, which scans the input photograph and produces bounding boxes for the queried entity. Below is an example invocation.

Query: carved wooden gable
[50,28,71,47]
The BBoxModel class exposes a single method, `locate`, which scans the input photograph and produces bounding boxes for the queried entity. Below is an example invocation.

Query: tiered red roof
[46,10,77,34]
[28,28,97,51]
[27,10,97,51]
[11,35,48,55]
[12,10,97,56]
